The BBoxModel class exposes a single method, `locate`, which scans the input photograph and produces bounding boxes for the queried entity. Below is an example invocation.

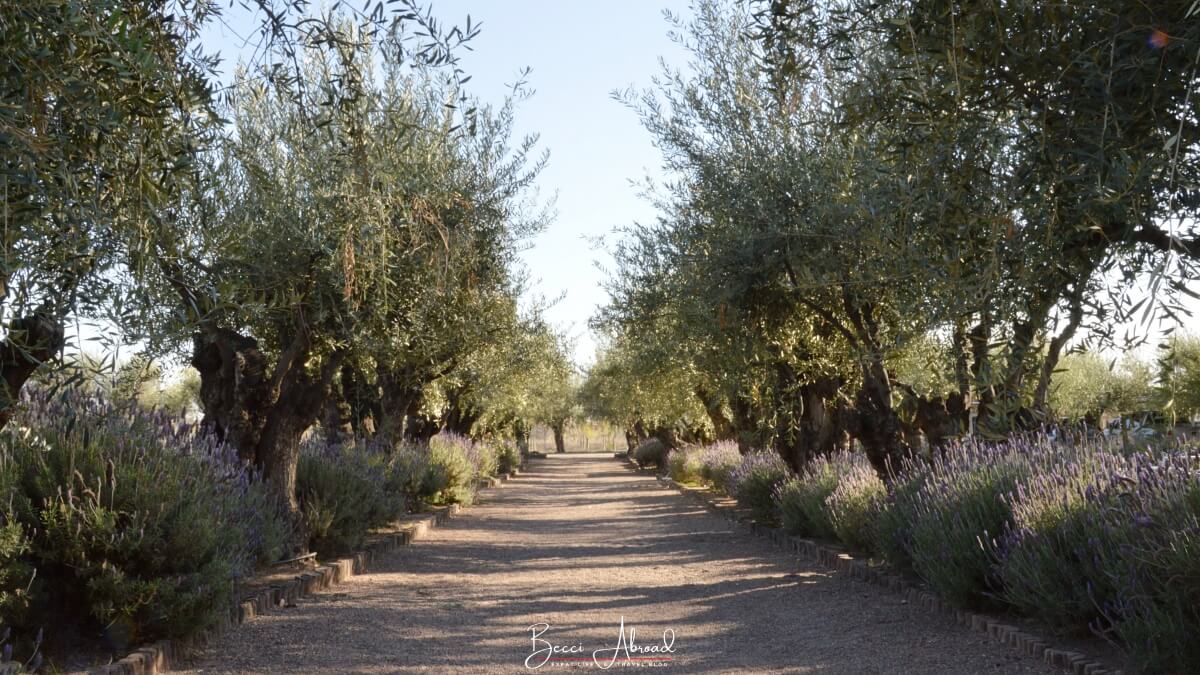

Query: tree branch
[1101,220,1200,260]
[781,258,861,348]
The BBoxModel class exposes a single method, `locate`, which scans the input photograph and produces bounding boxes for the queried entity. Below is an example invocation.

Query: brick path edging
[616,456,1122,675]
[82,467,523,675]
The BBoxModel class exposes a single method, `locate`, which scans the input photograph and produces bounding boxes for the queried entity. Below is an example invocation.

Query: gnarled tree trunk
[798,376,849,460]
[552,421,566,453]
[0,312,66,429]
[191,326,345,513]
[514,418,531,455]
[728,395,758,453]
[322,372,355,447]
[847,357,912,477]
[191,327,272,457]
[1033,290,1084,419]
[903,388,968,451]
[441,385,480,436]
[694,385,735,440]
[838,291,912,475]
[338,364,378,438]
[401,386,439,443]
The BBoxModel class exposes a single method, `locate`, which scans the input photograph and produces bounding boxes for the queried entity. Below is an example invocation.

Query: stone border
[618,457,1122,675]
[84,467,523,675]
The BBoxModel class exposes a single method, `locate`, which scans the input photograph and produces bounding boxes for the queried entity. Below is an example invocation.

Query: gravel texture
[180,454,1059,674]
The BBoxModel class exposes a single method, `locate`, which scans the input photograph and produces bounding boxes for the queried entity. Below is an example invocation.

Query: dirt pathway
[181,454,1058,674]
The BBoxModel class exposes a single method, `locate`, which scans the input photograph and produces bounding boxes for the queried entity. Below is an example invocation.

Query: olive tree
[606,0,976,471]
[773,0,1200,433]
[0,0,216,425]
[136,24,504,511]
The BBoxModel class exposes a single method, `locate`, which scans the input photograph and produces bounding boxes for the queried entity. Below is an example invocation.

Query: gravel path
[181,454,1058,674]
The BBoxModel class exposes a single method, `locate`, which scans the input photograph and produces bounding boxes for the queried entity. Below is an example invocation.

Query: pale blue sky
[428,1,690,366]
[204,1,692,366]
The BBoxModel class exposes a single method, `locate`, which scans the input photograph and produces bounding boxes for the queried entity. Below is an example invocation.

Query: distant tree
[1114,356,1160,416]
[1049,351,1159,426]
[1157,335,1200,421]
[139,366,202,418]
[579,335,712,451]
[1049,352,1120,426]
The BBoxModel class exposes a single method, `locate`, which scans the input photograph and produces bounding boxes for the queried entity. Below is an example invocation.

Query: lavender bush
[826,457,887,553]
[993,443,1200,670]
[774,451,878,543]
[1095,451,1200,673]
[693,441,742,493]
[869,457,930,571]
[903,437,1052,608]
[729,451,792,525]
[0,388,291,650]
[687,432,1200,673]
[994,444,1134,629]
[774,478,809,534]
[872,438,1200,671]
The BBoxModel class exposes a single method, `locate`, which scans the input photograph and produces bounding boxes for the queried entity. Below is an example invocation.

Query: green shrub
[493,439,522,475]
[385,443,432,513]
[425,433,479,504]
[729,451,791,526]
[666,447,703,484]
[296,441,404,557]
[633,438,668,469]
[2,390,290,648]
[473,439,499,479]
[0,454,33,632]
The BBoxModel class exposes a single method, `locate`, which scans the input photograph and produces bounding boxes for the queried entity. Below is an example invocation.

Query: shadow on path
[182,454,1057,674]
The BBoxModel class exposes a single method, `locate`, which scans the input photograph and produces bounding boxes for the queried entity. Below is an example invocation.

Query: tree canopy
[2,0,571,514]
[587,0,1200,470]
